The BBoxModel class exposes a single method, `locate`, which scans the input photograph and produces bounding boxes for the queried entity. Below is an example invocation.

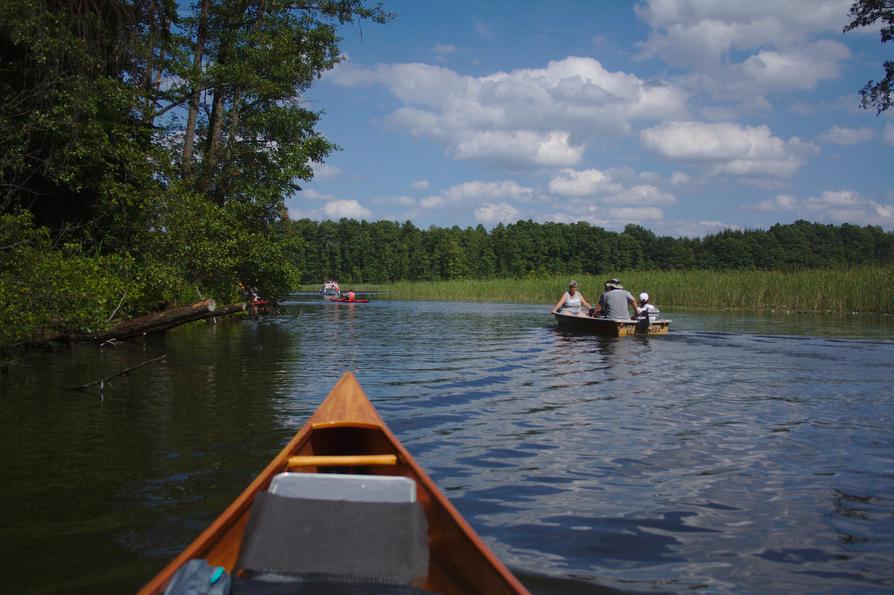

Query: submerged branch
[67,354,166,392]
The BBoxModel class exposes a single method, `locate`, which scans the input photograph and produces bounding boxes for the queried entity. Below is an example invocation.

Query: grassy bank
[357,267,893,314]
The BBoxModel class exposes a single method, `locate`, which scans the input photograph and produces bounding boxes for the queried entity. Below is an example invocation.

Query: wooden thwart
[287,454,398,469]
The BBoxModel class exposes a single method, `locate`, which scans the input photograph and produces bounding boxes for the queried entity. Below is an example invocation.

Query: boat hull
[329,298,369,303]
[552,310,670,336]
[139,372,528,595]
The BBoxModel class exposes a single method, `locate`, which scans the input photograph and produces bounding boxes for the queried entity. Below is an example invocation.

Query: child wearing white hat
[637,292,659,320]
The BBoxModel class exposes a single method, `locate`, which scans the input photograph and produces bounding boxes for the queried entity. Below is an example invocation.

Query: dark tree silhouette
[844,0,894,114]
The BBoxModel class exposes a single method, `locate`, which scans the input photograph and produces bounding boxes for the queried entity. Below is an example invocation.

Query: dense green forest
[0,0,389,348]
[290,218,894,285]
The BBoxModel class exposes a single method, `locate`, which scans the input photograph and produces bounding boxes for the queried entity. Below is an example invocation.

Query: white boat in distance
[320,280,340,298]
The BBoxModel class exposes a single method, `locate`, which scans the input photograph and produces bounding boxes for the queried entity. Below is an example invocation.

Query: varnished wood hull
[139,372,529,595]
[552,310,670,336]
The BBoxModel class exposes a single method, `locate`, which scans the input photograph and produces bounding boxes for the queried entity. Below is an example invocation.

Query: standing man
[591,278,637,320]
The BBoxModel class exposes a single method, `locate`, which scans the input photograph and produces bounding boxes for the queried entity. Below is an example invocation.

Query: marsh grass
[354,267,893,314]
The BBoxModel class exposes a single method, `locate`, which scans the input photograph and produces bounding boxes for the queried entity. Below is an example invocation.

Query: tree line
[289,218,894,285]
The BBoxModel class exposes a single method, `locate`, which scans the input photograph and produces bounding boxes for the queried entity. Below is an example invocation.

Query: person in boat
[590,278,637,320]
[346,290,356,301]
[554,280,591,316]
[240,282,262,304]
[636,292,659,320]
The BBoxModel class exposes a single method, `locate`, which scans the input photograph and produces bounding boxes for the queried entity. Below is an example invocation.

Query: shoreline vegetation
[347,268,893,315]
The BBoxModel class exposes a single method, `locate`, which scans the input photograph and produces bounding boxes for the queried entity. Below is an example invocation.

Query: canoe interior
[552,310,670,336]
[139,373,527,595]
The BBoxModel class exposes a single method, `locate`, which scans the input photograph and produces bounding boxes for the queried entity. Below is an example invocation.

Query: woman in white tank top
[553,280,591,316]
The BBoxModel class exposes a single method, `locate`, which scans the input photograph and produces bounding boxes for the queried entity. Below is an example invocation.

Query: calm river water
[1,300,893,593]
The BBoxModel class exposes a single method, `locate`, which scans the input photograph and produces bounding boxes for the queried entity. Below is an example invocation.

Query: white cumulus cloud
[635,0,853,99]
[548,168,622,197]
[744,190,894,226]
[883,123,894,146]
[449,130,585,167]
[636,0,851,64]
[819,125,875,145]
[300,188,340,201]
[287,196,373,221]
[546,206,666,228]
[670,171,692,186]
[311,163,341,179]
[658,220,739,238]
[441,180,534,203]
[371,195,417,207]
[604,184,678,206]
[322,200,372,220]
[749,194,798,211]
[329,56,687,168]
[475,202,521,225]
[807,189,862,207]
[420,196,445,209]
[641,120,819,177]
[606,207,665,221]
[738,41,850,93]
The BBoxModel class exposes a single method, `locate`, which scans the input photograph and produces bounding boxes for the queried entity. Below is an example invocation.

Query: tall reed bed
[363,267,893,314]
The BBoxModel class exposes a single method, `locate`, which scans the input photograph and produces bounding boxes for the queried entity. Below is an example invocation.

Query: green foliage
[0,1,388,349]
[0,213,133,348]
[0,1,160,242]
[171,0,391,217]
[291,218,894,286]
[844,0,894,114]
[370,267,894,314]
[134,192,304,309]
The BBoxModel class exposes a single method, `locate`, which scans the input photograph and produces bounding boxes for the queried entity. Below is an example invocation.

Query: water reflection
[0,302,892,593]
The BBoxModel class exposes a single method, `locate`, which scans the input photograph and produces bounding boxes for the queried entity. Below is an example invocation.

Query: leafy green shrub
[0,213,132,347]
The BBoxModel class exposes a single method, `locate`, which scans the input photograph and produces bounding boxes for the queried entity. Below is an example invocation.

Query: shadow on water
[1,301,893,593]
[0,320,308,593]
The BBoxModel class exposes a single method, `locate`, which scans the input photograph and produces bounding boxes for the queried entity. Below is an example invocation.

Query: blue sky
[287,0,894,236]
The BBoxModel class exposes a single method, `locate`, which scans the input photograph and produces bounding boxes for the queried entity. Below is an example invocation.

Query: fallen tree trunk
[98,301,246,338]
[26,300,248,347]
[90,299,218,342]
[197,301,246,321]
